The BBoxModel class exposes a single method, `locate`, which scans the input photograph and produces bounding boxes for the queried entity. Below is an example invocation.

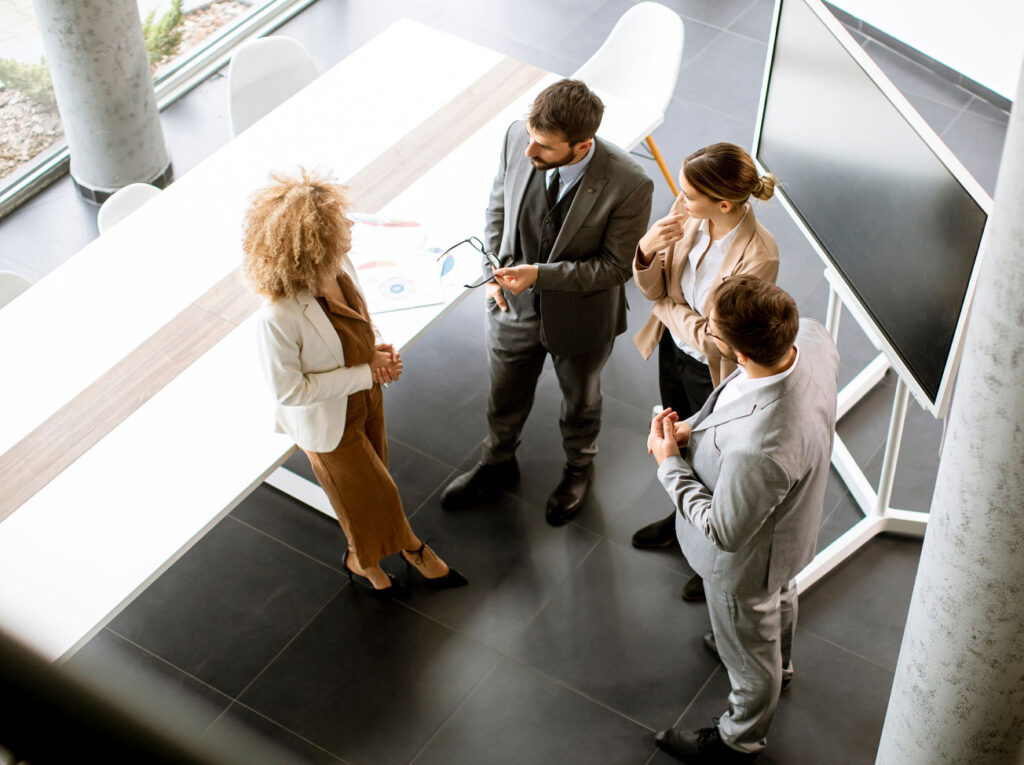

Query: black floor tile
[231,484,347,570]
[904,92,962,138]
[800,535,921,670]
[963,94,1010,125]
[861,40,972,111]
[494,372,654,530]
[675,30,767,125]
[0,176,97,274]
[599,473,694,577]
[665,630,892,764]
[940,108,1008,197]
[657,0,759,30]
[728,0,775,42]
[108,518,345,697]
[238,593,500,765]
[815,485,865,551]
[395,484,600,652]
[278,0,440,71]
[67,629,232,732]
[507,539,717,731]
[413,657,654,765]
[205,703,347,764]
[382,323,490,468]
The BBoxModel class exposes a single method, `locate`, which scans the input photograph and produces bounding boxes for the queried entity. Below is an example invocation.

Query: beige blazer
[632,202,779,386]
[255,258,376,452]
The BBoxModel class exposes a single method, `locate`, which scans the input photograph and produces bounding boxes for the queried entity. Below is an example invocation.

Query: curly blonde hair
[242,169,353,302]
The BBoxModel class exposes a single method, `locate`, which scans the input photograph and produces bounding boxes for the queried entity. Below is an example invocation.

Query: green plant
[143,0,186,68]
[0,57,56,110]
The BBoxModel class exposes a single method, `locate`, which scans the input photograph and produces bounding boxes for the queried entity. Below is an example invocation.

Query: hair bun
[753,173,776,201]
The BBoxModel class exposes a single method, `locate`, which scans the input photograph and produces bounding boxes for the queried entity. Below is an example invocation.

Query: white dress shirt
[714,345,800,411]
[545,139,596,202]
[671,207,748,361]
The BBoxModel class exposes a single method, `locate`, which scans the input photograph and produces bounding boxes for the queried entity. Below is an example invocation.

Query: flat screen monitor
[754,0,991,416]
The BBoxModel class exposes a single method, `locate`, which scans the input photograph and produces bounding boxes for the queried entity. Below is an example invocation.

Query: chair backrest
[0,271,33,309]
[572,2,684,115]
[228,36,319,136]
[97,183,162,235]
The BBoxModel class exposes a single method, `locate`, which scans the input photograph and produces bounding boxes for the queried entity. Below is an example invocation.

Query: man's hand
[485,281,508,311]
[493,264,539,295]
[637,212,686,261]
[673,420,692,449]
[648,407,681,466]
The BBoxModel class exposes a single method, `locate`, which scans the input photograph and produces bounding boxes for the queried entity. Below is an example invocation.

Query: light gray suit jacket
[484,121,653,356]
[657,319,840,596]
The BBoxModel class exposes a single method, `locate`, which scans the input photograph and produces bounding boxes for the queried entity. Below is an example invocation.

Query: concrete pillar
[876,60,1024,764]
[33,0,172,203]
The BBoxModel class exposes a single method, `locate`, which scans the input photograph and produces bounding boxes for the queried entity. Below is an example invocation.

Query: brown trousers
[302,385,417,569]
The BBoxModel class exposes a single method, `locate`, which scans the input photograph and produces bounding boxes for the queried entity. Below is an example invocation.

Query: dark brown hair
[683,143,776,205]
[528,79,604,144]
[711,275,798,366]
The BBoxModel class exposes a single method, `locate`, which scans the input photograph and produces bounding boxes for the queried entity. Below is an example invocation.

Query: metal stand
[795,277,929,591]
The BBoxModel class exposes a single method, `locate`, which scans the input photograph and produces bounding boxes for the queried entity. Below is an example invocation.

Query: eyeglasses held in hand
[436,236,504,288]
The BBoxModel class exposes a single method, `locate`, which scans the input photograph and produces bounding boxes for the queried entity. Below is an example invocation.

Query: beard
[529,146,578,171]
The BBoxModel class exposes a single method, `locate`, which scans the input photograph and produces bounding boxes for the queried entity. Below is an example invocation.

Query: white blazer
[256,259,377,452]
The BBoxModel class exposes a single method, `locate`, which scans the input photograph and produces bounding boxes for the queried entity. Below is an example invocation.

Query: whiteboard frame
[751,0,994,418]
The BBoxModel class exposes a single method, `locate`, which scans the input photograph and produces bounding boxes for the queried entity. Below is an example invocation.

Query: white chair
[0,271,33,308]
[573,2,685,194]
[97,183,162,234]
[228,36,319,136]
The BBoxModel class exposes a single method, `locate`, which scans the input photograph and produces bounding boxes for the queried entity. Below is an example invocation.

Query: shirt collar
[734,344,800,392]
[546,139,596,194]
[697,205,749,249]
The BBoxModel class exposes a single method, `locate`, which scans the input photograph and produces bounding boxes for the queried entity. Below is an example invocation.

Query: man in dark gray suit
[648,276,839,763]
[441,79,654,525]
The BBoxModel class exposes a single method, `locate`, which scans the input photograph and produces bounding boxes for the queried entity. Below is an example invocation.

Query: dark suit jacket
[483,121,654,356]
[657,320,840,596]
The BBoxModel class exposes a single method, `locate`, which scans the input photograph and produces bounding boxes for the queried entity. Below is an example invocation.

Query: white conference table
[0,19,662,661]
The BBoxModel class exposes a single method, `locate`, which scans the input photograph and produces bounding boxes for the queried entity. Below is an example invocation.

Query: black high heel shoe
[344,551,408,599]
[401,541,468,589]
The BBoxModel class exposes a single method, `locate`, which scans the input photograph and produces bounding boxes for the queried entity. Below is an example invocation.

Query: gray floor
[2,0,1011,762]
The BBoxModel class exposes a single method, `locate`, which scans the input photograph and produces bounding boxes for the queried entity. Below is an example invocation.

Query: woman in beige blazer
[244,170,466,598]
[631,143,780,575]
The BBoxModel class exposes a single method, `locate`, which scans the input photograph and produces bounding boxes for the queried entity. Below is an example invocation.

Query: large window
[0,0,311,217]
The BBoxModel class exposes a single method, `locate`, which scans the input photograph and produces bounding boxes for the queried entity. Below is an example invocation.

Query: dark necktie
[546,170,560,209]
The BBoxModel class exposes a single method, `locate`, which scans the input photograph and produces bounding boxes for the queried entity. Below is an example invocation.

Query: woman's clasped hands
[372,343,403,385]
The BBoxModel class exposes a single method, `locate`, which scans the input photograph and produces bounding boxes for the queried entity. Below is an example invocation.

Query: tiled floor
[2,0,1011,762]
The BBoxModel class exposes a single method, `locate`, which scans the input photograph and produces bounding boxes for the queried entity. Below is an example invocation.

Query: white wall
[832,0,1023,100]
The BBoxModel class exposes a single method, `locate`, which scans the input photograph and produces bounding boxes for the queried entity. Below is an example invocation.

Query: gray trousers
[482,309,612,467]
[704,579,797,753]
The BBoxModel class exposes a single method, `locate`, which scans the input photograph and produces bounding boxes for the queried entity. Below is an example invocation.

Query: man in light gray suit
[648,276,839,763]
[441,79,654,525]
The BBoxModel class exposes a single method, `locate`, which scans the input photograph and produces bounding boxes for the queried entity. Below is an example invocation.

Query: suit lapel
[505,146,534,264]
[549,140,608,262]
[298,294,345,367]
[668,218,702,302]
[700,207,756,316]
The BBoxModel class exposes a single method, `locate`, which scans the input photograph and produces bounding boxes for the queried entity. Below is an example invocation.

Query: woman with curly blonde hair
[244,169,466,597]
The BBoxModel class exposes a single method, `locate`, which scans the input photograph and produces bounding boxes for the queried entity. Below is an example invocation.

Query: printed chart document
[348,214,445,313]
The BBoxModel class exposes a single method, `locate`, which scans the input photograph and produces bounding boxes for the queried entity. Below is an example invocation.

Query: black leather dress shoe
[439,459,519,509]
[631,511,677,548]
[702,631,792,690]
[655,725,759,763]
[681,573,705,602]
[545,463,593,526]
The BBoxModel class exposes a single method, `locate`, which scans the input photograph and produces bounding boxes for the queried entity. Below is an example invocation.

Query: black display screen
[757,0,987,404]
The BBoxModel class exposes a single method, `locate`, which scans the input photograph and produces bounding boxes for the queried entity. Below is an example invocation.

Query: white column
[32,0,172,202]
[876,59,1024,763]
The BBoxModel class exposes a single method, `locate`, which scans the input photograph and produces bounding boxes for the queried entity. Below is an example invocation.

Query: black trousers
[657,330,714,420]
